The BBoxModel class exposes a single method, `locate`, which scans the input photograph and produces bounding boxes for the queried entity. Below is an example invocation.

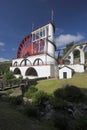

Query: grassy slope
[36,73,87,94]
[0,100,55,130]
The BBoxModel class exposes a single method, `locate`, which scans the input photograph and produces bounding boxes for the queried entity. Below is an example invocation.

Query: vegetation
[24,85,38,98]
[3,71,15,81]
[0,61,11,75]
[63,42,74,56]
[0,100,54,130]
[36,73,87,94]
[1,61,87,129]
[54,85,86,103]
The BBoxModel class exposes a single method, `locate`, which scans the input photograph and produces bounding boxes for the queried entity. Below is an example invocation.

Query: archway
[14,68,21,75]
[84,46,87,64]
[64,59,70,65]
[25,67,38,76]
[73,49,80,64]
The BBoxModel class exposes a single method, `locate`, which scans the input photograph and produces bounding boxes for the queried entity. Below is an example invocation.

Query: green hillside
[36,73,87,94]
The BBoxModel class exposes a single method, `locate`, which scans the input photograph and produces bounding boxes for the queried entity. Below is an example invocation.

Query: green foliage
[6,89,14,95]
[0,61,11,74]
[3,71,15,81]
[33,91,49,105]
[52,98,67,110]
[9,95,23,105]
[54,85,86,103]
[63,42,74,55]
[24,85,38,98]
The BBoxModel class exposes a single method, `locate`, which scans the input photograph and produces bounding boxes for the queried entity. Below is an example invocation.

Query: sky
[0,0,87,61]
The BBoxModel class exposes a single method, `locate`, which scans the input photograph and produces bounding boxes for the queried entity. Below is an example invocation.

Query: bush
[54,85,86,103]
[24,85,38,98]
[53,115,69,130]
[33,91,49,105]
[6,89,14,95]
[75,115,87,130]
[52,98,67,110]
[24,104,38,118]
[9,95,23,105]
[3,71,15,81]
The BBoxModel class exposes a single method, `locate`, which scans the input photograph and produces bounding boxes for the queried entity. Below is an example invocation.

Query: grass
[36,73,87,94]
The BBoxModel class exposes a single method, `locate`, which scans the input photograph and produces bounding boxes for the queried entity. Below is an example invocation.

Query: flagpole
[32,22,34,31]
[51,9,54,23]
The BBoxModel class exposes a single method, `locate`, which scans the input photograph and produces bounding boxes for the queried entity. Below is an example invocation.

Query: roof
[59,66,74,71]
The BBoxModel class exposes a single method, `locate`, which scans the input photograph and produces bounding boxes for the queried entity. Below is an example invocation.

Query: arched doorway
[25,67,38,76]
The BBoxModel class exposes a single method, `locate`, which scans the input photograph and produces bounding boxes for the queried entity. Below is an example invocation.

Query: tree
[63,42,74,56]
[3,71,15,81]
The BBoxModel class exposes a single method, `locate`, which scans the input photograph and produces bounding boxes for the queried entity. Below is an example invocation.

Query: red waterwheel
[17,34,32,58]
[17,34,45,58]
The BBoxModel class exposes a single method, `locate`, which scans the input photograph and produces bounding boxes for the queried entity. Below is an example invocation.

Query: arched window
[33,58,44,65]
[13,61,18,66]
[20,59,31,66]
[25,67,38,76]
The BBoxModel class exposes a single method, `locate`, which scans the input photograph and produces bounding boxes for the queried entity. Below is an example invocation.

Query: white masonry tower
[10,22,57,79]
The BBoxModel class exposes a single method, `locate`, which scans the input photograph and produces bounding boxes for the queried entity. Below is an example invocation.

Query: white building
[10,23,58,79]
[59,66,74,79]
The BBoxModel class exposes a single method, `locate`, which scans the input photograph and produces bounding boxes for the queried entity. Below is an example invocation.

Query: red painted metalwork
[17,34,45,58]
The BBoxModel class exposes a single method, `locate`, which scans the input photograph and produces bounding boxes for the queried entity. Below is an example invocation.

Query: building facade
[10,23,58,79]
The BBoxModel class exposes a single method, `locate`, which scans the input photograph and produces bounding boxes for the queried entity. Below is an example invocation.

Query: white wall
[59,64,84,73]
[10,64,56,79]
[59,67,72,79]
[68,64,84,72]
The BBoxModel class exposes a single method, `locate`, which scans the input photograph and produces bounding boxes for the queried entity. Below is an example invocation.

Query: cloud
[0,57,10,62]
[55,28,64,35]
[55,33,84,47]
[12,48,16,51]
[0,42,5,46]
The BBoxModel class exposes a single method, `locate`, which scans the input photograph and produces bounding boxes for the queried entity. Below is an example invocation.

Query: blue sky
[0,0,87,61]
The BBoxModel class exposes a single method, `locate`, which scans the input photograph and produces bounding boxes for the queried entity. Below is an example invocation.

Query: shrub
[24,85,38,98]
[3,71,15,81]
[9,95,23,105]
[53,115,69,130]
[33,91,49,105]
[54,85,86,103]
[24,104,38,118]
[52,98,67,110]
[75,115,87,130]
[6,89,14,95]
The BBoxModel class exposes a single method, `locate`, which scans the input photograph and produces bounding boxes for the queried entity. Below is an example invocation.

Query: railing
[0,79,36,91]
[0,80,22,91]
